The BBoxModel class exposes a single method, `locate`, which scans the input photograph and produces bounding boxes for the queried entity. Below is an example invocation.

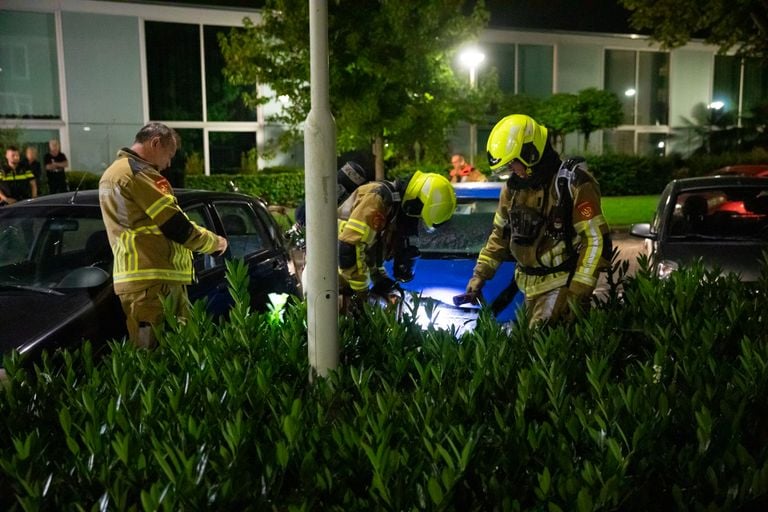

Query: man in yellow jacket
[462,114,611,326]
[99,123,227,348]
[338,171,456,308]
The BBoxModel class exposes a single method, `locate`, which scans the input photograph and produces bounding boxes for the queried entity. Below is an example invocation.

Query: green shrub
[2,259,767,510]
[186,171,305,207]
[66,170,100,191]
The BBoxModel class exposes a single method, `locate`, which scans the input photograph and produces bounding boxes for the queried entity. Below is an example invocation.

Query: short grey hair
[134,122,179,147]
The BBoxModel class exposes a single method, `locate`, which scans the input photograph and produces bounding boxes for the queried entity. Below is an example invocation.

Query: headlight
[656,259,679,279]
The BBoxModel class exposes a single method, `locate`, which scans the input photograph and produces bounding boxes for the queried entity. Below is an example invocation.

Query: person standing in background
[22,146,43,192]
[44,139,69,194]
[1,146,38,204]
[449,153,487,183]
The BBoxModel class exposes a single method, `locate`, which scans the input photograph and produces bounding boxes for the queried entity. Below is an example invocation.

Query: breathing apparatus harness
[509,157,586,278]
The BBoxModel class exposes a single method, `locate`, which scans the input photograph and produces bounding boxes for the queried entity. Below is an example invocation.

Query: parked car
[629,176,768,279]
[0,189,301,374]
[384,181,522,335]
[707,164,768,178]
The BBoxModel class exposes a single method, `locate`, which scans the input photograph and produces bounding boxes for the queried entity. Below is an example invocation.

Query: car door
[213,200,299,311]
[184,202,232,317]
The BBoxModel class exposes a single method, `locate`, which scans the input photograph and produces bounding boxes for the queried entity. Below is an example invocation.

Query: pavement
[594,229,647,298]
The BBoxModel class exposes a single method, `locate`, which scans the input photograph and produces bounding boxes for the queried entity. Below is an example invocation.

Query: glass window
[603,129,634,154]
[605,49,669,126]
[518,44,553,97]
[215,202,270,258]
[204,26,257,122]
[604,49,636,124]
[170,129,204,184]
[637,52,669,125]
[713,55,740,112]
[184,203,222,273]
[0,11,60,118]
[637,132,668,157]
[209,131,257,174]
[486,43,516,93]
[145,21,202,121]
[742,57,768,116]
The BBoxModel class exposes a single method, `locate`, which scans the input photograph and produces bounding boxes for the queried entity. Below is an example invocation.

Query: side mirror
[630,223,655,240]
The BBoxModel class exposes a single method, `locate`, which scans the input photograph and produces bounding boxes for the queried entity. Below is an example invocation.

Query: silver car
[630,176,768,280]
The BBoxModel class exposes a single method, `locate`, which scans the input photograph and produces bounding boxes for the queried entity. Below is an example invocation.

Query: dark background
[136,0,637,34]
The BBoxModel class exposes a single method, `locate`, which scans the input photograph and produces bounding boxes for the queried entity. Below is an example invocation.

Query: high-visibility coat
[99,149,219,294]
[337,181,400,291]
[468,163,610,299]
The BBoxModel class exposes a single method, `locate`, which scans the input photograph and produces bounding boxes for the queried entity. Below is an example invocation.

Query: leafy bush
[186,171,305,207]
[66,170,100,191]
[1,259,767,510]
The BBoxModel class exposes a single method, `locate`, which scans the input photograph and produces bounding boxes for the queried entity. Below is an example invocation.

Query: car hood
[0,287,94,356]
[386,255,521,335]
[661,240,768,281]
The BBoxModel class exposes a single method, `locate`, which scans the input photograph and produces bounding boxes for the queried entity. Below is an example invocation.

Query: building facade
[2,0,766,174]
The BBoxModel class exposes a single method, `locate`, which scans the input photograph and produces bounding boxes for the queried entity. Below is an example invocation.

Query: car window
[669,187,768,238]
[214,202,271,258]
[414,198,496,253]
[0,208,110,287]
[184,204,222,273]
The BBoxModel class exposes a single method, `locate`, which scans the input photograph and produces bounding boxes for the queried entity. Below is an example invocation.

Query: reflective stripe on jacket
[337,182,398,291]
[99,149,219,294]
[470,166,609,299]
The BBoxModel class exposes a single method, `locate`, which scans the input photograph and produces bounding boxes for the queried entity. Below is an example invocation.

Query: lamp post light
[459,47,485,165]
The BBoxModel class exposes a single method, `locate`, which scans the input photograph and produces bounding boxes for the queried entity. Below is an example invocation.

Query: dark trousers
[47,171,68,194]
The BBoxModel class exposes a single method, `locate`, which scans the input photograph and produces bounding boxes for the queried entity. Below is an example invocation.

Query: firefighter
[99,122,228,348]
[338,170,456,309]
[462,114,611,326]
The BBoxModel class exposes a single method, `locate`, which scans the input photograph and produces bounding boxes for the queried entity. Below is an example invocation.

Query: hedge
[1,258,767,510]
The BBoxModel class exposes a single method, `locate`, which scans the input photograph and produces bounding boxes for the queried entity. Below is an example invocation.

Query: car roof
[670,175,768,191]
[708,164,768,177]
[6,188,265,208]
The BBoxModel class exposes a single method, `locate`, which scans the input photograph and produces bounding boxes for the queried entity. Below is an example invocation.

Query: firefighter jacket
[337,181,400,291]
[99,149,220,294]
[468,162,610,299]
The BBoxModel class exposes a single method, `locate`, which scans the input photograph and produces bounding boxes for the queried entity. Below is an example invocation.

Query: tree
[536,93,579,153]
[218,0,492,177]
[573,88,623,151]
[619,0,768,59]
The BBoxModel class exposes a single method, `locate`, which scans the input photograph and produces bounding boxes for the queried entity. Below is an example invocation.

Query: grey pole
[304,0,339,378]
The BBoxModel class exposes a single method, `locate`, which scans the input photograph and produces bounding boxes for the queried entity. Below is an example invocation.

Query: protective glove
[371,276,398,298]
[452,289,483,307]
[453,276,485,306]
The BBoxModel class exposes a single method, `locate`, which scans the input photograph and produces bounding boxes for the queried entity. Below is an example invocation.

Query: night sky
[153,0,639,34]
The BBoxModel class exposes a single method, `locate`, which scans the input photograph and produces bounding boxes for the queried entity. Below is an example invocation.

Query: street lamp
[459,47,485,165]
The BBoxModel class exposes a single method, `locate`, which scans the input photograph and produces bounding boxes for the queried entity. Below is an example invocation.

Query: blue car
[385,181,522,334]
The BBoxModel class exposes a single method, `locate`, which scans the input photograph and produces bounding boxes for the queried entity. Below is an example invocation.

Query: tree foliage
[497,89,623,152]
[574,88,624,151]
[619,0,768,59]
[218,0,493,174]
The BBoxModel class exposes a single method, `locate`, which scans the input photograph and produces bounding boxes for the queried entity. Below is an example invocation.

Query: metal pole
[469,66,477,166]
[305,0,338,379]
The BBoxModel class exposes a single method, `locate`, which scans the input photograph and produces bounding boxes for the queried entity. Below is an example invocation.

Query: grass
[602,195,659,230]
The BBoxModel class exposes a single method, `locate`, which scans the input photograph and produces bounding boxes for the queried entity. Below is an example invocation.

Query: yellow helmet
[402,171,457,228]
[486,114,548,171]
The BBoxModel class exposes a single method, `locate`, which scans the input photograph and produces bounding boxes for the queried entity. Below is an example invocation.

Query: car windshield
[0,206,111,289]
[668,186,768,240]
[414,197,497,255]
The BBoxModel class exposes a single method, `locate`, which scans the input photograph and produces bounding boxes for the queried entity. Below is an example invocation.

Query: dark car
[629,176,768,280]
[707,164,768,178]
[0,189,301,374]
[384,181,521,335]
